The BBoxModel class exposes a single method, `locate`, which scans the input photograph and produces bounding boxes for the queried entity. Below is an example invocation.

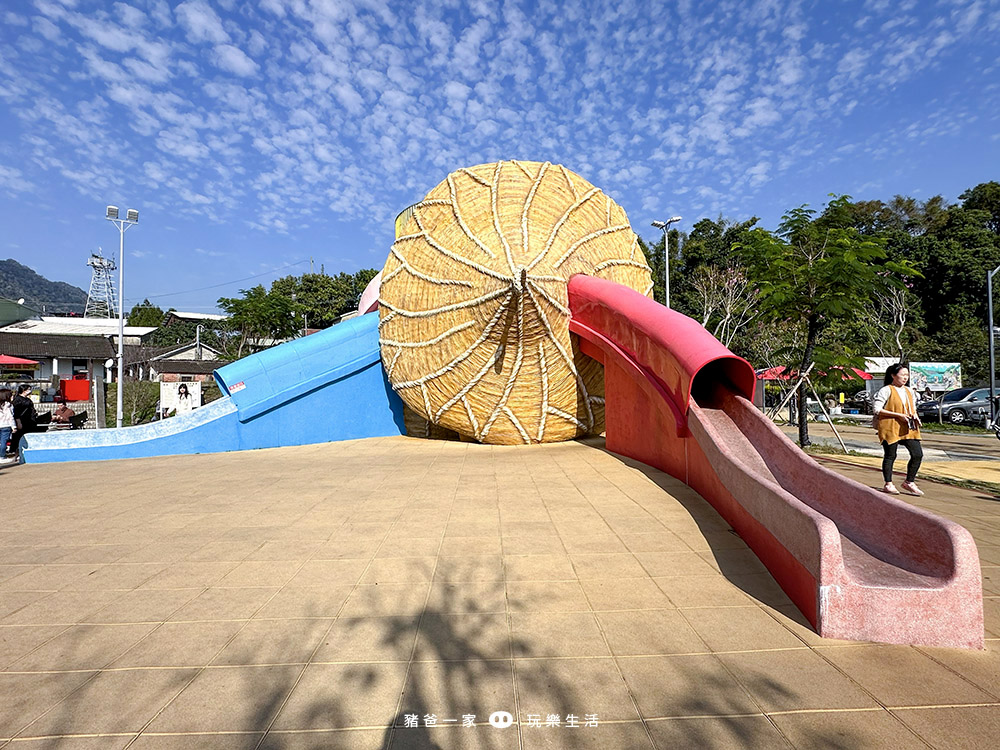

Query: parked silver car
[916,387,991,425]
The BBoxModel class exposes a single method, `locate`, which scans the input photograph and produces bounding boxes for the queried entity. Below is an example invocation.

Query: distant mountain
[0,259,88,315]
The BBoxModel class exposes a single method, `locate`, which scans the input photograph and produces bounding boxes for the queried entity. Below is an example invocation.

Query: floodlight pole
[989,265,999,426]
[652,216,682,307]
[105,207,138,429]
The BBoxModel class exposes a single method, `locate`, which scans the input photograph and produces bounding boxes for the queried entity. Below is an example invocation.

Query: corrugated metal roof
[0,332,117,358]
[165,311,227,322]
[2,318,156,336]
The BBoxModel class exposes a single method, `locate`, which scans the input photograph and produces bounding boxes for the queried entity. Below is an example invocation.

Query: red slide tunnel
[568,273,983,649]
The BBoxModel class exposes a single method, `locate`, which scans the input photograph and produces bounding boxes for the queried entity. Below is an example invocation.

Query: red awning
[756,365,871,381]
[0,355,39,366]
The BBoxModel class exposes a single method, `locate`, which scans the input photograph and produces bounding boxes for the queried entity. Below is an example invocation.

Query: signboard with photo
[159,381,202,417]
[908,362,961,391]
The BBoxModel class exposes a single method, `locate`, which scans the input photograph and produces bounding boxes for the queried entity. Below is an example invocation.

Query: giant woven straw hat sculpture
[379,160,653,445]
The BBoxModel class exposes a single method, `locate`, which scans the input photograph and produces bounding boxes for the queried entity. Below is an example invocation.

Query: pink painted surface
[358,271,381,315]
[569,274,984,649]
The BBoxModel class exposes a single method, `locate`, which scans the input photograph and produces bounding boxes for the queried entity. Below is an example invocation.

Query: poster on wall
[159,381,202,417]
[909,363,962,391]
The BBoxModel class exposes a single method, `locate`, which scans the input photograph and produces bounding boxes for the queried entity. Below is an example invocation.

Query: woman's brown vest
[877,386,922,444]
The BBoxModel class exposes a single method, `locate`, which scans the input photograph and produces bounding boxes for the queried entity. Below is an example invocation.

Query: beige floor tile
[634,551,720,578]
[168,587,279,621]
[0,591,49,621]
[82,588,199,624]
[288,559,370,586]
[771,708,928,749]
[0,671,97,738]
[0,564,102,592]
[515,657,640,722]
[148,665,301,733]
[520,720,653,749]
[212,618,332,666]
[426,581,507,614]
[340,583,431,617]
[387,724,517,750]
[434,555,504,582]
[646,715,787,749]
[415,613,510,660]
[112,621,245,668]
[361,557,436,584]
[446,522,501,538]
[217,561,303,587]
[253,585,355,620]
[502,522,558,538]
[246,541,322,561]
[8,735,136,748]
[400,659,514,724]
[314,616,419,662]
[22,668,197,736]
[312,539,380,560]
[2,590,124,626]
[0,625,66,669]
[560,535,628,554]
[569,553,648,579]
[0,565,46,584]
[683,607,807,652]
[138,562,238,589]
[437,536,503,556]
[596,610,706,656]
[719,649,878,712]
[185,540,264,562]
[131,733,263,749]
[374,537,442,558]
[917,640,1000,698]
[504,555,576,581]
[892,705,1000,750]
[815,644,996,706]
[653,575,753,608]
[511,612,610,658]
[271,662,408,730]
[620,532,691,553]
[618,654,759,719]
[8,622,157,671]
[581,579,674,611]
[506,581,590,613]
[501,536,566,555]
[260,729,388,749]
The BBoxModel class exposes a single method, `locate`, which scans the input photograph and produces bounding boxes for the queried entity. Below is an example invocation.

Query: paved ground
[779,422,1000,462]
[1,436,999,749]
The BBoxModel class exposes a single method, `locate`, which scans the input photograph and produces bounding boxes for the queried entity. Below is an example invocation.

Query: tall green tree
[126,299,165,327]
[740,196,916,446]
[217,285,297,358]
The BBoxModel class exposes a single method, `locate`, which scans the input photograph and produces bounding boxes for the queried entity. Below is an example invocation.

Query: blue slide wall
[21,313,406,463]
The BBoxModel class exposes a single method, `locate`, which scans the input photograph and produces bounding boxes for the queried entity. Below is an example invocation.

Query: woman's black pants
[881,439,923,483]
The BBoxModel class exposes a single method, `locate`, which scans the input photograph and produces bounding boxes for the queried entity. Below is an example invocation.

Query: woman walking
[874,363,924,496]
[0,388,16,460]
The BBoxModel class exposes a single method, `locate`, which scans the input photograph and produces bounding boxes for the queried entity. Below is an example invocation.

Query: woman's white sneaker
[901,481,924,496]
[883,482,900,494]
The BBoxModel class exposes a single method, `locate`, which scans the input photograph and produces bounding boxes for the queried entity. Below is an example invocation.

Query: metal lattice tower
[85,251,118,318]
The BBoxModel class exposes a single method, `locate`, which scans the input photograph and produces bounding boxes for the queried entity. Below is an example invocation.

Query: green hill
[0,258,88,315]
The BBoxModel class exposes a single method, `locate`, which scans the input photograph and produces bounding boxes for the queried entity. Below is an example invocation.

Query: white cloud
[175,0,230,44]
[213,44,258,76]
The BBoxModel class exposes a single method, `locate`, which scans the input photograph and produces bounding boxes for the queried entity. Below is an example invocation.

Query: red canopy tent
[0,355,39,366]
[756,365,872,382]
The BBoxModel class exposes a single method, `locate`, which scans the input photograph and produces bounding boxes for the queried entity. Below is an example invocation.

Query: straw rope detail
[378,160,650,444]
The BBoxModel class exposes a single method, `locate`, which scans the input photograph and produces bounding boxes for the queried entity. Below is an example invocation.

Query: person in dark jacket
[10,384,38,455]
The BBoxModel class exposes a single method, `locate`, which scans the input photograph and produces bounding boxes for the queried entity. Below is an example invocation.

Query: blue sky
[1,0,998,314]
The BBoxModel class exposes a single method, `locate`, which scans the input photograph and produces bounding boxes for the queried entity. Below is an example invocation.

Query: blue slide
[20,314,406,463]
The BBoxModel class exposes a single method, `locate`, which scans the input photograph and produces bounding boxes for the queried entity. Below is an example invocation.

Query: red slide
[568,274,983,649]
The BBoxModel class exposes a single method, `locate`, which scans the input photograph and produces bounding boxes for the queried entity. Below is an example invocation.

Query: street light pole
[105,206,138,429]
[989,265,999,427]
[651,216,682,307]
